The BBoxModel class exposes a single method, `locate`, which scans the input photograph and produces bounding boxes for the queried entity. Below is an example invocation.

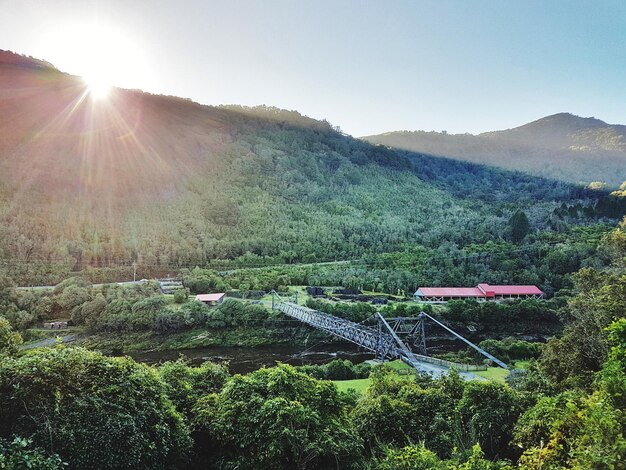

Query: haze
[1,0,625,136]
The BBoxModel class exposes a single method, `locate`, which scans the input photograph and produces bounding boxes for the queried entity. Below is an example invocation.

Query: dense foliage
[0,347,191,469]
[192,364,362,469]
[1,62,624,287]
[1,217,626,468]
[0,437,65,470]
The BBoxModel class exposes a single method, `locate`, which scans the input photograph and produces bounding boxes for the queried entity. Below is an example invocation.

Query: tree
[0,347,191,469]
[509,210,530,243]
[515,391,626,469]
[192,364,362,469]
[598,318,626,409]
[173,287,189,304]
[159,359,229,416]
[374,443,445,470]
[0,316,22,355]
[539,269,626,389]
[457,382,523,459]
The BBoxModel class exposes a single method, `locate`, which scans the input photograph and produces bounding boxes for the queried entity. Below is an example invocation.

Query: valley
[1,46,625,469]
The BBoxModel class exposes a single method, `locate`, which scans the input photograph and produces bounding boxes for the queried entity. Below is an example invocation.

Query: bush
[306,298,376,322]
[153,301,209,333]
[297,359,371,380]
[173,288,189,304]
[0,347,191,469]
[0,316,23,355]
[477,337,542,363]
[0,436,65,469]
[206,299,269,328]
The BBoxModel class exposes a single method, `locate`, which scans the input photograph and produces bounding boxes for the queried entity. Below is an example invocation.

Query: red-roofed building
[415,284,544,303]
[195,293,225,305]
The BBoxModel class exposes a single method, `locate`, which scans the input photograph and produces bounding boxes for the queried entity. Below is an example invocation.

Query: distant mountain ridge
[363,113,626,186]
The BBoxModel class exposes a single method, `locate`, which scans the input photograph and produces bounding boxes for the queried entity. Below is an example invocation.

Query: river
[128,343,376,374]
[127,337,466,374]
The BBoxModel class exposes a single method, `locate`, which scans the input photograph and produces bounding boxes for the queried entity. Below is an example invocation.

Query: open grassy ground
[474,367,510,383]
[332,360,511,393]
[333,378,371,394]
[385,359,411,370]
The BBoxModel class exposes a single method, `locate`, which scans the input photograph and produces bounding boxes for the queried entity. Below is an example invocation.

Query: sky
[1,0,625,136]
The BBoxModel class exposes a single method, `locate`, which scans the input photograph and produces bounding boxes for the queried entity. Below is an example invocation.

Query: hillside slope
[363,113,626,186]
[0,50,619,284]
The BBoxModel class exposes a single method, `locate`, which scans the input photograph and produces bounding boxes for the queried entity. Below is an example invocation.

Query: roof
[416,284,544,297]
[416,287,485,297]
[484,285,544,295]
[195,293,225,302]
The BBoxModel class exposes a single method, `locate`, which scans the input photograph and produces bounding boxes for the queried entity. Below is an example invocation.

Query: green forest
[0,75,625,287]
[2,53,626,469]
[1,219,626,469]
[363,112,626,187]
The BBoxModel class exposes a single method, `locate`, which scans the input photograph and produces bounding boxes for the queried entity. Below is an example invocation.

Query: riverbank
[73,325,337,354]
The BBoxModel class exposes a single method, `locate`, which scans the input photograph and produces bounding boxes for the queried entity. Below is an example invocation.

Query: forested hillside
[363,113,626,186]
[0,50,624,287]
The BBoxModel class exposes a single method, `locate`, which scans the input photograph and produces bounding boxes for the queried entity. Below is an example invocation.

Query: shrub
[0,436,65,469]
[173,288,189,304]
[0,347,191,469]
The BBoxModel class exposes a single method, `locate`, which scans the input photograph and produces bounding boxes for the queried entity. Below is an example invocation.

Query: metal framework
[275,296,508,373]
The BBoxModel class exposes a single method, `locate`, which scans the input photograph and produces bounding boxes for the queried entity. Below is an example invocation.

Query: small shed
[195,293,225,306]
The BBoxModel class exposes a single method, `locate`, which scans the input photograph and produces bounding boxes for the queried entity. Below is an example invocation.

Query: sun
[85,75,111,100]
[38,21,155,99]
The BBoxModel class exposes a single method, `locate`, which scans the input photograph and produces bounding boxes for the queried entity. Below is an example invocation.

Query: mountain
[0,50,619,285]
[362,113,626,186]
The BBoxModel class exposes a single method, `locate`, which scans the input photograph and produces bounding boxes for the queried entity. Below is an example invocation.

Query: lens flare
[85,76,111,100]
[38,21,155,97]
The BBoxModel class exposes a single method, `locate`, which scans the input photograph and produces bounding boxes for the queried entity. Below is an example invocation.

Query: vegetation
[297,359,372,380]
[363,112,626,186]
[0,220,623,468]
[0,347,191,469]
[1,53,626,469]
[1,55,625,288]
[0,437,65,469]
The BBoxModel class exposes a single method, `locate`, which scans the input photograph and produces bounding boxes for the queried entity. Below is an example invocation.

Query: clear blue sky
[1,0,625,136]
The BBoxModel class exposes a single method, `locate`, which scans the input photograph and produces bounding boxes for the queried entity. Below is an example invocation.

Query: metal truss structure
[276,297,508,372]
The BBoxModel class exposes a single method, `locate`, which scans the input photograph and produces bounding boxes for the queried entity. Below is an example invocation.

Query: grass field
[332,360,511,392]
[333,378,371,393]
[384,359,411,371]
[513,360,531,370]
[474,367,510,383]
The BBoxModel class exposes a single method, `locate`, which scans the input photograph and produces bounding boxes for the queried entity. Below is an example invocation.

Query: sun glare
[38,21,155,99]
[86,76,111,100]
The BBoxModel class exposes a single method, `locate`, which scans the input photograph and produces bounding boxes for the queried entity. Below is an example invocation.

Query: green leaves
[192,364,362,469]
[0,436,65,469]
[0,316,22,355]
[0,347,191,469]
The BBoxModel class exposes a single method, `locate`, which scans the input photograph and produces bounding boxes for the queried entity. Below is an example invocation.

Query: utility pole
[133,261,137,282]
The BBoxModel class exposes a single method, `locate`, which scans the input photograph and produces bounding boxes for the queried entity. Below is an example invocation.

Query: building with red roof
[195,293,225,305]
[414,284,544,303]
